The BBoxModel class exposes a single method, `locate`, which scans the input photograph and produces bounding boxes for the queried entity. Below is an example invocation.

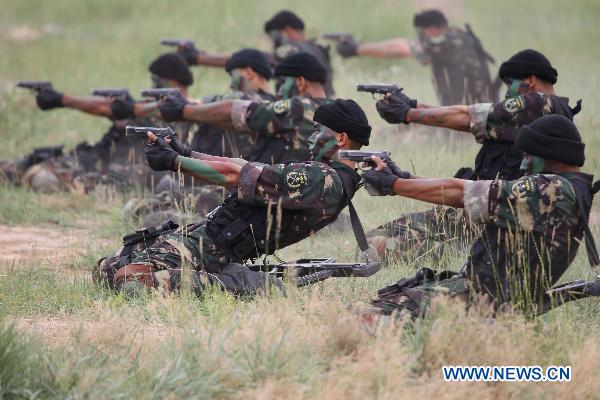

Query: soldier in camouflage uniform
[1,53,194,192]
[93,99,371,297]
[176,10,335,97]
[364,49,582,266]
[362,114,596,318]
[335,9,497,104]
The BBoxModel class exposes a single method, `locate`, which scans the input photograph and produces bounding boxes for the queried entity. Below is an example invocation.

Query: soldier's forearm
[406,106,471,132]
[182,101,235,130]
[190,151,248,167]
[195,52,230,68]
[133,102,162,118]
[174,155,241,186]
[62,95,112,117]
[392,178,465,208]
[357,38,412,58]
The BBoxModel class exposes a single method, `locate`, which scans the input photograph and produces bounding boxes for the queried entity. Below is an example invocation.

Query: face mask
[504,78,527,98]
[520,154,545,174]
[277,76,299,99]
[309,123,340,161]
[269,30,285,48]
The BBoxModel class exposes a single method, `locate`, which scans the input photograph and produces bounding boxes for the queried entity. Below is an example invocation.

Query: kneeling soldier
[94,99,372,296]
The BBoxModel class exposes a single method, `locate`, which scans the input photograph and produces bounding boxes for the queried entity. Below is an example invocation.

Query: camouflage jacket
[231,95,327,164]
[131,160,360,272]
[463,172,593,303]
[466,92,577,180]
[273,39,335,97]
[412,26,495,104]
[191,89,276,158]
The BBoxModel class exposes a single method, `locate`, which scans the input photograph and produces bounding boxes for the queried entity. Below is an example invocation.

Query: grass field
[1,0,599,398]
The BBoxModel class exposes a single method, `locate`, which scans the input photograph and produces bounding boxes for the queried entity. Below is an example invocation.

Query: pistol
[338,150,391,165]
[160,38,195,47]
[321,33,351,41]
[16,81,53,92]
[91,88,130,98]
[356,83,401,97]
[125,125,176,139]
[140,88,181,99]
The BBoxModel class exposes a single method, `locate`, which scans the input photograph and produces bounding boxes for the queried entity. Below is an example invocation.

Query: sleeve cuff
[468,103,493,143]
[231,100,253,131]
[237,162,263,203]
[463,180,492,224]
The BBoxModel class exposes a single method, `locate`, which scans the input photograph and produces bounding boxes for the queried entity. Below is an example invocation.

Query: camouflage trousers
[363,206,474,266]
[371,274,471,320]
[93,223,283,297]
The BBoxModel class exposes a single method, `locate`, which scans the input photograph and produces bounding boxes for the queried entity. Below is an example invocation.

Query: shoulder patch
[512,176,537,197]
[503,95,526,113]
[284,169,309,189]
[275,44,297,59]
[272,99,291,115]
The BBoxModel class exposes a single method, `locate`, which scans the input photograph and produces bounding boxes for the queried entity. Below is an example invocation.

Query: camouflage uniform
[232,95,326,164]
[411,26,496,104]
[274,40,335,97]
[372,172,594,318]
[95,160,360,296]
[366,92,579,265]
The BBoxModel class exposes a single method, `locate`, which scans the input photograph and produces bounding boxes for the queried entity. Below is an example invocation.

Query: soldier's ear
[337,132,349,147]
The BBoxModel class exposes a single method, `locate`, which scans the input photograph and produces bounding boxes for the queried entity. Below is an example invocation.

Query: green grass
[0,0,599,398]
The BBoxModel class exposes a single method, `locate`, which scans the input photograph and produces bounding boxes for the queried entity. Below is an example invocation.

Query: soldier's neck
[303,84,326,99]
[337,159,356,169]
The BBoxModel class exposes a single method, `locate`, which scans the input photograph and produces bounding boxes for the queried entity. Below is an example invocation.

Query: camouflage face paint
[520,154,545,175]
[503,78,527,98]
[151,74,172,89]
[309,123,340,161]
[268,30,285,48]
[277,76,300,99]
[176,156,228,185]
[229,69,244,91]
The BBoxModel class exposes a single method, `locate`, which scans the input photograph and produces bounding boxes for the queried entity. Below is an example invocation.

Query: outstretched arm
[62,95,113,117]
[391,177,465,208]
[357,38,412,58]
[173,155,244,186]
[406,105,472,132]
[181,101,236,130]
[194,52,230,67]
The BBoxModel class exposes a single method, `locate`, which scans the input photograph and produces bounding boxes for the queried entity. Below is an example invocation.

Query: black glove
[362,167,399,196]
[382,157,411,179]
[168,134,192,157]
[35,87,64,110]
[178,43,201,66]
[144,137,179,171]
[110,93,135,120]
[336,35,359,58]
[158,92,190,122]
[375,88,415,124]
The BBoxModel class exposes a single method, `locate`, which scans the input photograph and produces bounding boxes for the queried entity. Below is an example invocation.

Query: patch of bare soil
[589,211,599,229]
[0,225,85,264]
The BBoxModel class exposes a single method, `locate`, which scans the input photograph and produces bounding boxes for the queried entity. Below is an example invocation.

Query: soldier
[335,9,497,104]
[363,114,597,318]
[2,53,194,192]
[93,99,371,297]
[158,52,329,165]
[364,49,582,265]
[177,10,335,97]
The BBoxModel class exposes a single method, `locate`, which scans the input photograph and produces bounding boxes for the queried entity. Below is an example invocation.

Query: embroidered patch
[513,176,536,197]
[272,99,291,115]
[284,169,309,189]
[503,95,526,113]
[275,44,296,59]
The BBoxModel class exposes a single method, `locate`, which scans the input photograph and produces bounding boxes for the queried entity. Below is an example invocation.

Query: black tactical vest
[204,162,359,261]
[468,96,578,181]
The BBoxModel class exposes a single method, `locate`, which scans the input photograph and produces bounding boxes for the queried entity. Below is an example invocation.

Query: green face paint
[520,154,545,175]
[504,78,526,98]
[176,156,227,185]
[151,74,172,89]
[269,30,285,47]
[229,69,244,91]
[277,76,299,99]
[309,123,339,161]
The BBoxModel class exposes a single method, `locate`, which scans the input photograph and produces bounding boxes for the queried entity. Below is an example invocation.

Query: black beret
[274,52,327,84]
[499,49,558,84]
[313,99,371,146]
[225,48,272,80]
[148,52,194,86]
[413,9,448,28]
[516,114,585,166]
[264,10,305,32]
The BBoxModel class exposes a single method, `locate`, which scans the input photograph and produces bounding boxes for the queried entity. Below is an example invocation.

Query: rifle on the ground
[91,88,130,98]
[160,38,195,47]
[125,125,176,140]
[321,33,351,41]
[248,258,381,287]
[16,81,53,92]
[537,277,600,315]
[140,88,181,100]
